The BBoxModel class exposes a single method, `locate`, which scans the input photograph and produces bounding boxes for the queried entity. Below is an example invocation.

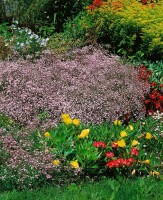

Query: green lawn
[1,177,163,200]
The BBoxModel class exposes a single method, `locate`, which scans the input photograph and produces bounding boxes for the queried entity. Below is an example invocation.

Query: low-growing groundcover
[1,178,163,200]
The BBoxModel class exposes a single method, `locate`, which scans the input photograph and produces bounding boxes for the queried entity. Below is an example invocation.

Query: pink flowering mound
[0,46,150,128]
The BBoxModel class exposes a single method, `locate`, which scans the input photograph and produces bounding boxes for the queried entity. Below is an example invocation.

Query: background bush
[0,0,92,32]
[63,0,163,61]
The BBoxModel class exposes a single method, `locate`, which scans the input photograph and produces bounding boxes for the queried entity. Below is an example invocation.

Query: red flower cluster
[106,158,136,169]
[136,64,163,115]
[87,0,103,11]
[87,4,96,10]
[138,64,152,81]
[145,89,163,115]
[93,141,107,148]
[141,0,155,8]
[111,141,118,148]
[150,82,157,88]
[105,151,114,158]
[130,148,139,156]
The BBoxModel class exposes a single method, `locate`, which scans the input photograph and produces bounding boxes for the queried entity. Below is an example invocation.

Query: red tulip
[93,141,107,148]
[105,152,114,158]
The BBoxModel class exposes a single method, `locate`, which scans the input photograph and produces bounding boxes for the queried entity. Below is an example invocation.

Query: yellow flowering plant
[41,114,162,178]
[69,0,163,60]
[52,160,61,166]
[78,129,90,138]
[42,114,100,171]
[70,160,79,169]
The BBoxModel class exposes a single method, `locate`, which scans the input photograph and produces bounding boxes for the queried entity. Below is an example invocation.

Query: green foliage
[0,0,33,23]
[0,21,49,60]
[0,113,17,133]
[21,0,54,30]
[123,59,163,85]
[1,177,163,200]
[0,0,92,32]
[143,61,163,84]
[48,32,83,54]
[42,114,163,178]
[53,0,92,31]
[0,23,12,59]
[0,36,12,60]
[65,0,163,61]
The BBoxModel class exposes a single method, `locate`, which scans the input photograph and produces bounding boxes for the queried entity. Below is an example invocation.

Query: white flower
[20,43,24,47]
[13,20,18,24]
[35,35,39,39]
[28,30,32,35]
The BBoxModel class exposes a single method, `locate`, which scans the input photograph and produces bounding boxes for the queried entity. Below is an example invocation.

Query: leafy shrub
[0,23,13,59]
[0,0,32,23]
[0,0,92,32]
[0,21,49,60]
[65,0,163,60]
[48,32,83,54]
[144,61,163,85]
[53,0,92,31]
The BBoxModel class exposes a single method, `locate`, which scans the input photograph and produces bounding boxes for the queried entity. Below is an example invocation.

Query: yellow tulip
[44,132,51,138]
[153,171,160,176]
[142,159,150,164]
[73,118,80,126]
[52,160,60,166]
[120,130,128,138]
[127,125,134,131]
[145,132,152,140]
[117,139,126,147]
[70,160,79,169]
[61,113,70,119]
[150,171,160,176]
[113,119,122,126]
[78,129,90,139]
[63,117,72,125]
[132,140,138,147]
